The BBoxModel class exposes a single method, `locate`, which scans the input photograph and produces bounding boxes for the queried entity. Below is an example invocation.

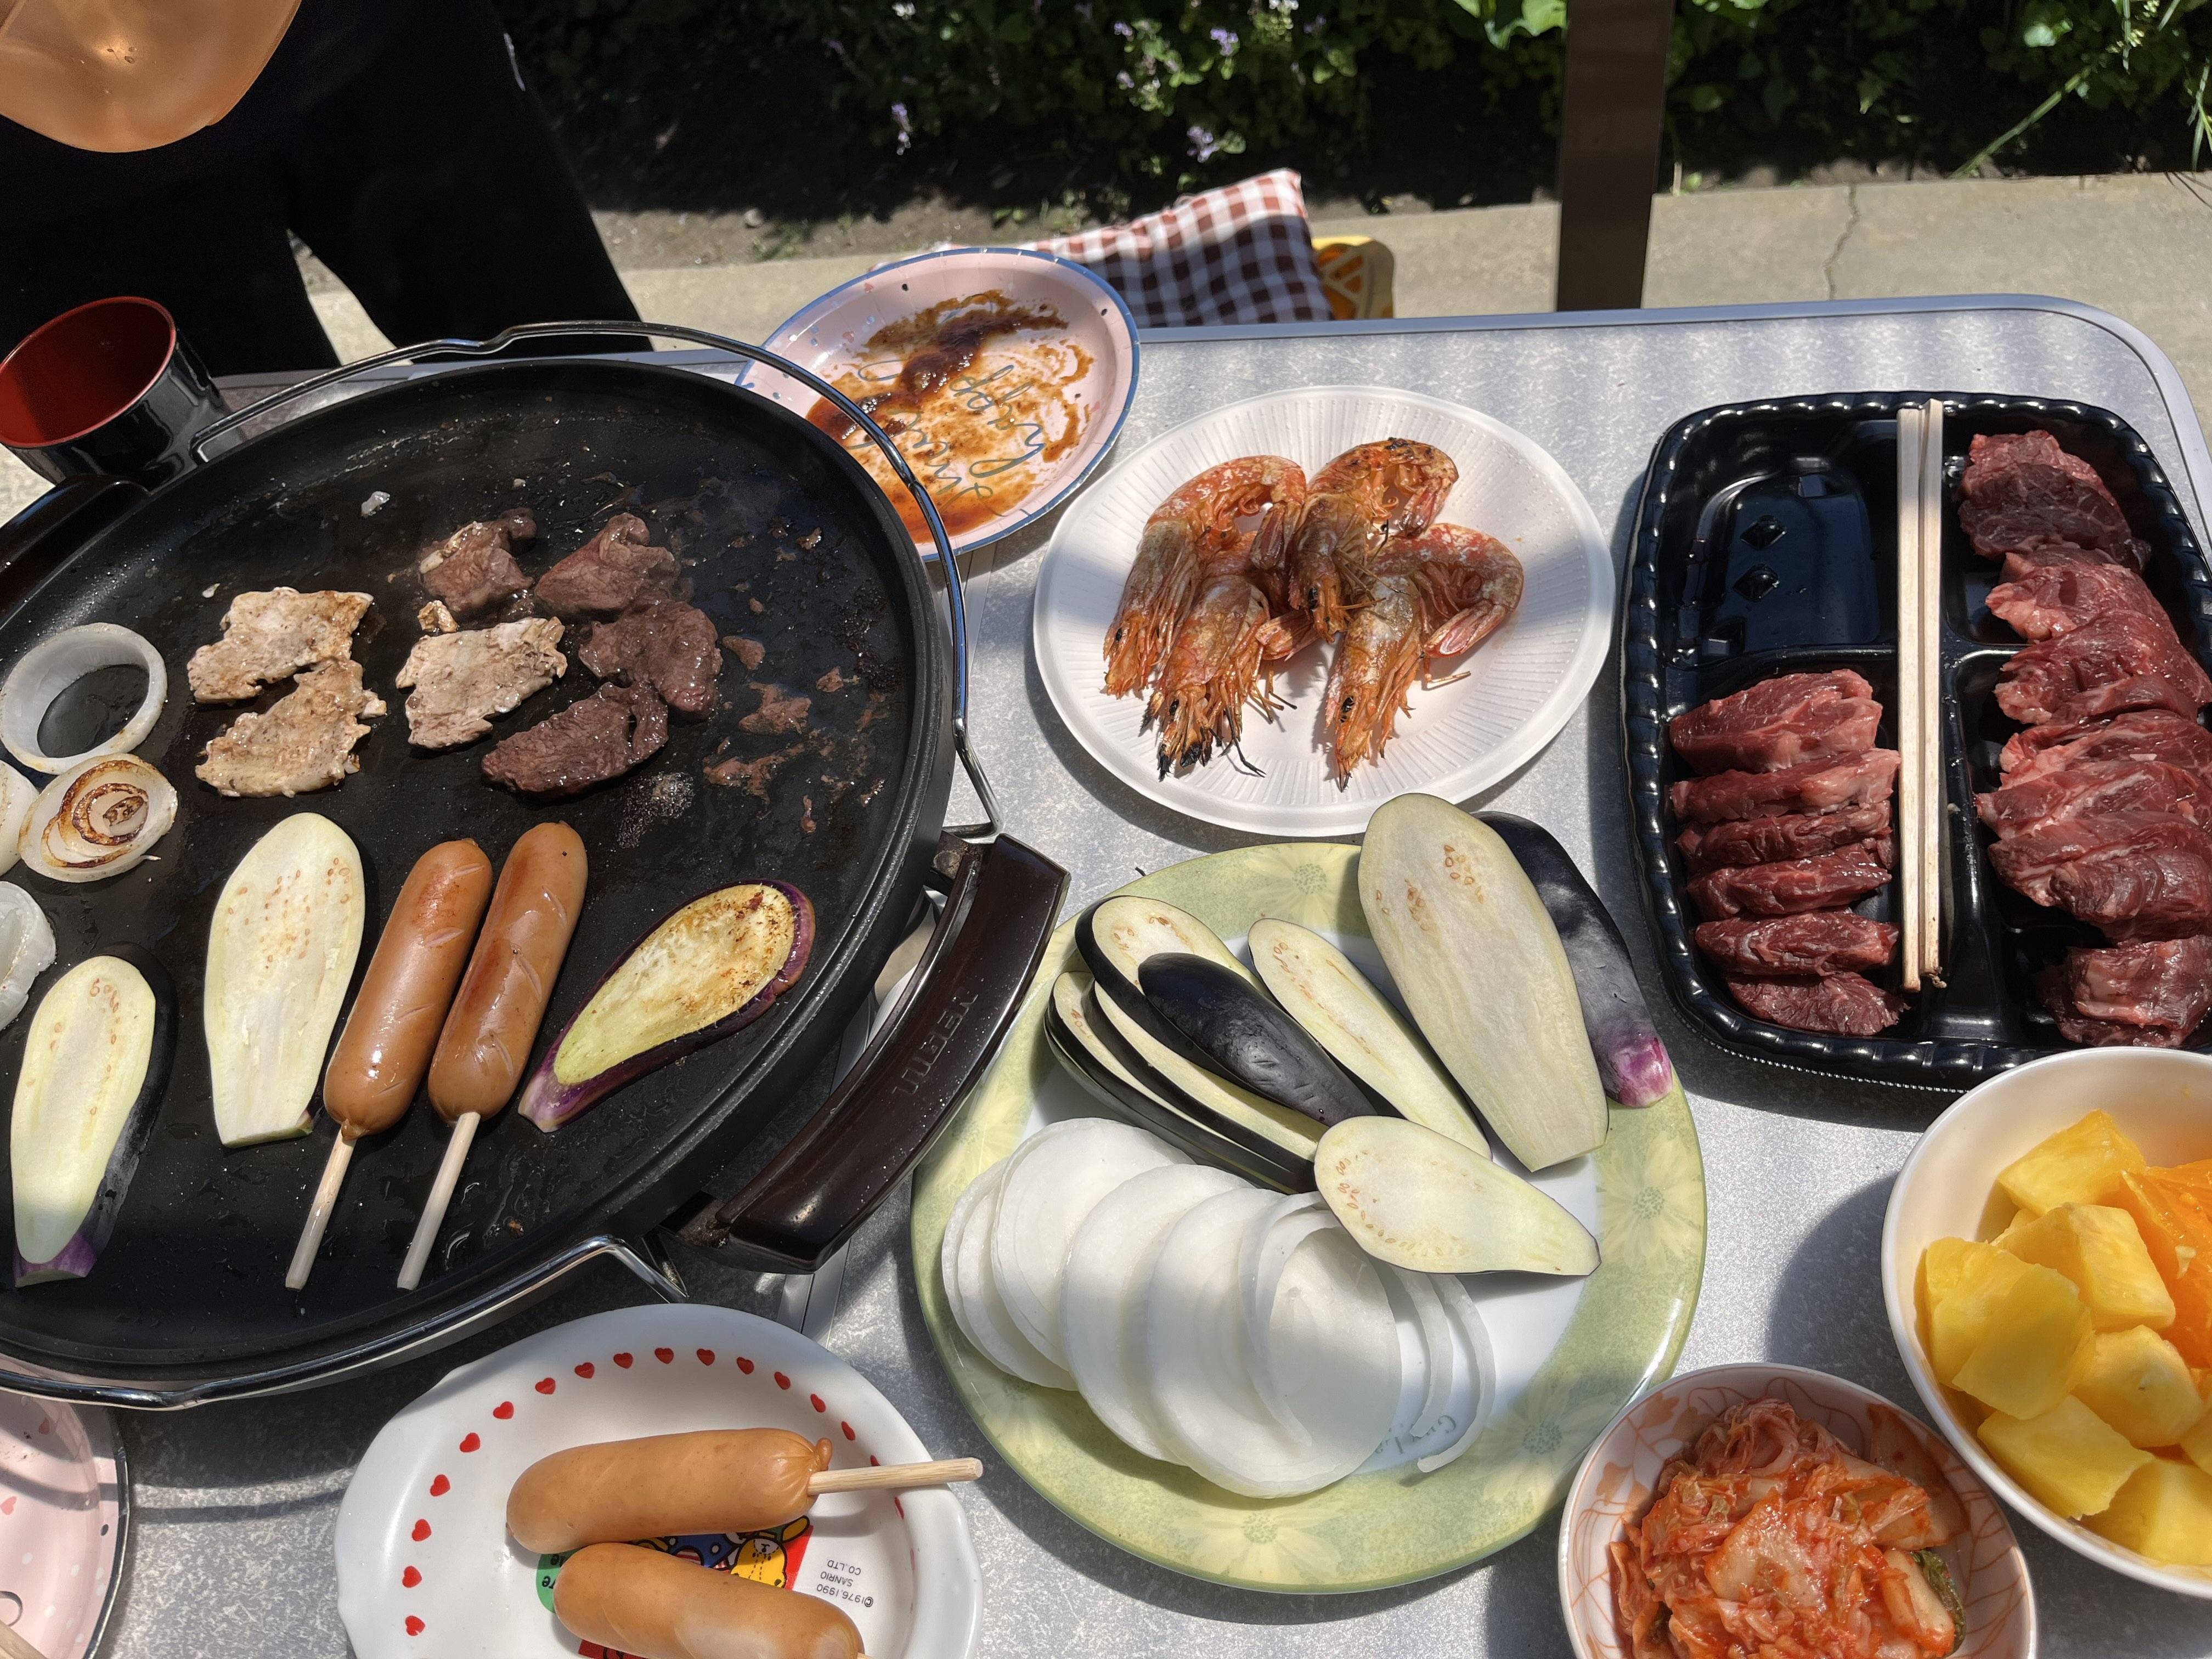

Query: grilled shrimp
[1283,438,1458,639]
[1322,522,1523,781]
[1102,455,1306,696]
[1147,569,1309,775]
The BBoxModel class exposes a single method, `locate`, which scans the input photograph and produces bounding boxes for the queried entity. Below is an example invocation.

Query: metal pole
[1554,0,1675,312]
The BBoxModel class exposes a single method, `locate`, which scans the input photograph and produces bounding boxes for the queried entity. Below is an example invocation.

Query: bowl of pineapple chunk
[1884,1047,2212,1595]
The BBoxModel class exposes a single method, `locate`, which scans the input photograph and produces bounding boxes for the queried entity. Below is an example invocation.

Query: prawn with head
[1101,455,1306,696]
[1280,439,1458,641]
[1322,523,1523,782]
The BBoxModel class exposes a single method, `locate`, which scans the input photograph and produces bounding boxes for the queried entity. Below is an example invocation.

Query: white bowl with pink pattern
[1558,1363,2035,1659]
[335,1304,980,1659]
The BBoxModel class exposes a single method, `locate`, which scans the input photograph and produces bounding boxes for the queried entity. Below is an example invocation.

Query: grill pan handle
[195,320,1002,838]
[676,836,1066,1271]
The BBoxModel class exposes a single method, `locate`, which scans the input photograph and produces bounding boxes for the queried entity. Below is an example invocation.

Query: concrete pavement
[10,171,2212,518]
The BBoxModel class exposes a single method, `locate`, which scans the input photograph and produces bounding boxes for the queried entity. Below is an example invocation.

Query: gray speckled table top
[91,298,2212,1658]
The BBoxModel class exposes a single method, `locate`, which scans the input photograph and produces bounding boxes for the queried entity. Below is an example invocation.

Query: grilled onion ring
[19,754,178,884]
[0,623,168,774]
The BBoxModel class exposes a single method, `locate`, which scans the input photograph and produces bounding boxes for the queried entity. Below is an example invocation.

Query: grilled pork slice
[1959,430,2147,567]
[535,514,681,618]
[1687,838,1894,922]
[1995,610,2212,726]
[1988,811,2212,938]
[1724,972,1906,1036]
[1676,802,1891,872]
[396,618,567,750]
[1667,670,1881,776]
[2043,936,2212,1048]
[196,660,383,796]
[420,509,536,617]
[1976,759,2212,839]
[1986,558,2167,641]
[578,602,721,716]
[1999,708,2212,783]
[482,682,667,798]
[186,588,372,704]
[1695,912,1899,978]
[1668,749,1900,826]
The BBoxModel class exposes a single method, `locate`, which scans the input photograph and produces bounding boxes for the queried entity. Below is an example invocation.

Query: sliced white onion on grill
[0,623,167,774]
[0,763,35,876]
[1416,1274,1498,1474]
[19,754,177,883]
[0,882,55,1030]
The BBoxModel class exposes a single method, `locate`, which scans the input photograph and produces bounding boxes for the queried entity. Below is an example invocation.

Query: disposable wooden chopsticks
[1895,400,1946,996]
[1916,398,1946,987]
[1897,404,1926,995]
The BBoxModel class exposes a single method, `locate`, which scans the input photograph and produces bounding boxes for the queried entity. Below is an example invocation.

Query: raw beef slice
[1695,912,1899,977]
[1994,610,2212,726]
[1959,430,2147,567]
[1668,670,1881,775]
[1675,802,1892,871]
[1724,972,1906,1037]
[1986,560,2166,642]
[1687,837,1894,921]
[1975,760,2212,839]
[2044,936,2212,1048]
[1999,708,2212,783]
[1669,749,1900,826]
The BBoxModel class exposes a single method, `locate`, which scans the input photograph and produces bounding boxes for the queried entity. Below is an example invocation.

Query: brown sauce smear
[805,290,1093,540]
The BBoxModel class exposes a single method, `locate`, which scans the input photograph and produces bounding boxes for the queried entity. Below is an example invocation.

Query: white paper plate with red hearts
[335,1305,980,1659]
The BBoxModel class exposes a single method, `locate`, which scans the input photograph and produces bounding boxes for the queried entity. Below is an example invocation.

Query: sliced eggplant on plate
[1313,1115,1598,1278]
[1480,811,1678,1110]
[1246,918,1488,1155]
[1046,973,1311,1193]
[1135,952,1374,1126]
[11,948,177,1286]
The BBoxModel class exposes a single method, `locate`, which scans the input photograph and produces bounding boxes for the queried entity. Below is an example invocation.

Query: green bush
[501,0,2212,190]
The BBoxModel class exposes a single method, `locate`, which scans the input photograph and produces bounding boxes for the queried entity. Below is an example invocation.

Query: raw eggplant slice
[11,949,175,1285]
[1047,974,1310,1193]
[1480,812,1678,1109]
[1091,981,1322,1161]
[1136,952,1374,1126]
[1079,895,1257,996]
[988,1118,1186,1368]
[520,881,812,1131]
[1361,795,1606,1170]
[1314,1115,1598,1277]
[0,881,55,1031]
[1248,918,1489,1155]
[205,813,364,1146]
[1060,1162,1245,1463]
[1144,1188,1400,1498]
[951,1160,1074,1389]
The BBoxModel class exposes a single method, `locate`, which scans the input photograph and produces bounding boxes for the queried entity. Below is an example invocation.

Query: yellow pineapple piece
[1996,1110,2147,1216]
[2087,1458,2212,1564]
[2075,1328,2204,1447]
[1928,1242,2033,1385]
[2113,1171,2212,1367]
[2179,1401,2212,1475]
[1979,1396,2151,1517]
[1954,1263,2095,1418]
[2004,1203,2176,1331]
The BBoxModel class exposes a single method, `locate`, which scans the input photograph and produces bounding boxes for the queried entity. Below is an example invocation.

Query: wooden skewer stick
[1897,402,1926,995]
[0,1616,54,1659]
[285,1133,357,1291]
[1917,397,1948,986]
[807,1457,984,1496]
[397,1111,479,1292]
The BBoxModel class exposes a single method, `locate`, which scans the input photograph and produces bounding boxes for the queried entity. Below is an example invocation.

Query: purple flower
[1114,19,1132,35]
[1188,124,1222,161]
[891,101,912,154]
[1210,26,1238,54]
[825,37,845,55]
[1116,70,1133,88]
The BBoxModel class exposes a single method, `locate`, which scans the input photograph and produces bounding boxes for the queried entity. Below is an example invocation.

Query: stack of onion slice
[19,754,177,883]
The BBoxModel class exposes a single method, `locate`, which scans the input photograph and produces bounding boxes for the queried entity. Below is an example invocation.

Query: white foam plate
[335,1305,980,1659]
[1032,384,1613,835]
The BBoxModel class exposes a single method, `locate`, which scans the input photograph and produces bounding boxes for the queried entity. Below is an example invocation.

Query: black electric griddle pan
[0,327,1066,1404]
[1622,391,2212,1091]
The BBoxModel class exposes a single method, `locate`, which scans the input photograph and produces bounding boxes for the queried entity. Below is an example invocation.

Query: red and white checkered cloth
[1025,168,1331,329]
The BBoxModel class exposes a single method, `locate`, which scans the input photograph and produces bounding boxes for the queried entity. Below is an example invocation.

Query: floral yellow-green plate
[911,842,1707,1593]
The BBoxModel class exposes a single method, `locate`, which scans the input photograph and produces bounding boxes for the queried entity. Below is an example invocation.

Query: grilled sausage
[507,1429,832,1554]
[552,1543,861,1659]
[427,822,586,1121]
[323,840,494,1137]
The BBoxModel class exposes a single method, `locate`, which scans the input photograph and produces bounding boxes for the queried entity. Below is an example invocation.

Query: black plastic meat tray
[1621,392,2212,1090]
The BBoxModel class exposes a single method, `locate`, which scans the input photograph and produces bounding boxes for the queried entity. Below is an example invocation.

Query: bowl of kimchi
[1559,1363,2034,1659]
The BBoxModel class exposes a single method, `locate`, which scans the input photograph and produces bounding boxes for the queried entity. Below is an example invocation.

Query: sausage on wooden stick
[398,822,587,1290]
[287,839,493,1290]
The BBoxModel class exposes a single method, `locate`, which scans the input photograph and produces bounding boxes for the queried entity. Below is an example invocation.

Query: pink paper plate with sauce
[741,248,1139,560]
[1560,1363,2035,1659]
[0,1392,127,1659]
